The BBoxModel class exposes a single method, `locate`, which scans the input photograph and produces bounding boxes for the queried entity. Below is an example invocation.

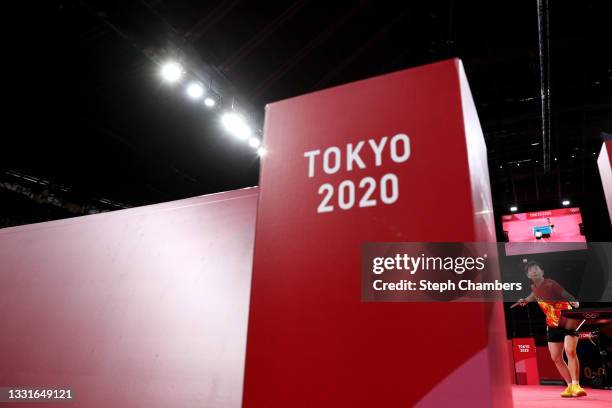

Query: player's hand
[570,301,579,308]
[510,299,527,308]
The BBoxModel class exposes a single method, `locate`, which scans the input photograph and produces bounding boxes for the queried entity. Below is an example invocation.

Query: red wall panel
[243,59,512,407]
[536,346,563,382]
[597,141,612,224]
[511,338,539,385]
[0,188,258,407]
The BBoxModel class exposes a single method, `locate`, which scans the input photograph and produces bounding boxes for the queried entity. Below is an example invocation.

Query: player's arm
[550,279,579,307]
[561,290,579,308]
[510,292,535,308]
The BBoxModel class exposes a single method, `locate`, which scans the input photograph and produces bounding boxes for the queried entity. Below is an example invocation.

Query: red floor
[512,385,611,408]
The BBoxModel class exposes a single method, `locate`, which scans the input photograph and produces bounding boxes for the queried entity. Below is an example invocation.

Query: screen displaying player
[502,207,587,255]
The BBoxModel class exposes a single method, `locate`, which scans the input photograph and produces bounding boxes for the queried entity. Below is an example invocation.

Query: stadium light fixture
[161,61,183,83]
[186,82,204,99]
[248,137,261,148]
[221,112,251,140]
[204,97,216,107]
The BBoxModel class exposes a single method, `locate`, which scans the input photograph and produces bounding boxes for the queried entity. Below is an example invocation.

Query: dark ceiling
[1,0,611,236]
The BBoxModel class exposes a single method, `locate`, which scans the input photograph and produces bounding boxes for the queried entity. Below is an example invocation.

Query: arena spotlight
[510,206,518,212]
[161,61,183,82]
[257,147,267,157]
[186,82,204,99]
[562,200,570,206]
[248,137,261,148]
[221,112,251,140]
[204,97,216,107]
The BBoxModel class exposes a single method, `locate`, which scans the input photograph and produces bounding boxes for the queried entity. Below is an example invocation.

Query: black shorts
[547,326,578,343]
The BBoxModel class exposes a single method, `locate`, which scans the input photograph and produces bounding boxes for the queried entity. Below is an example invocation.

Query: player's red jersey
[531,278,572,328]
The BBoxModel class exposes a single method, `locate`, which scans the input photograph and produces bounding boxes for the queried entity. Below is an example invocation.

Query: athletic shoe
[571,384,587,397]
[560,385,573,398]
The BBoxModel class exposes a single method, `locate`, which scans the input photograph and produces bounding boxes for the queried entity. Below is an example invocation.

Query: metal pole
[537,0,551,173]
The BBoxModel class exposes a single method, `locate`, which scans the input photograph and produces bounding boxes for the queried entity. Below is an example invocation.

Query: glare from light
[204,97,216,107]
[161,62,183,82]
[510,206,518,212]
[257,147,267,157]
[562,200,570,206]
[186,82,204,99]
[221,112,251,140]
[248,137,261,148]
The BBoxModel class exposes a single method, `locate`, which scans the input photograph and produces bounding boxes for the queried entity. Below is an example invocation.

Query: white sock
[572,380,579,385]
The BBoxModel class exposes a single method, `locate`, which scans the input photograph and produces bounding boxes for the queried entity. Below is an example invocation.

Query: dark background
[1,1,610,237]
